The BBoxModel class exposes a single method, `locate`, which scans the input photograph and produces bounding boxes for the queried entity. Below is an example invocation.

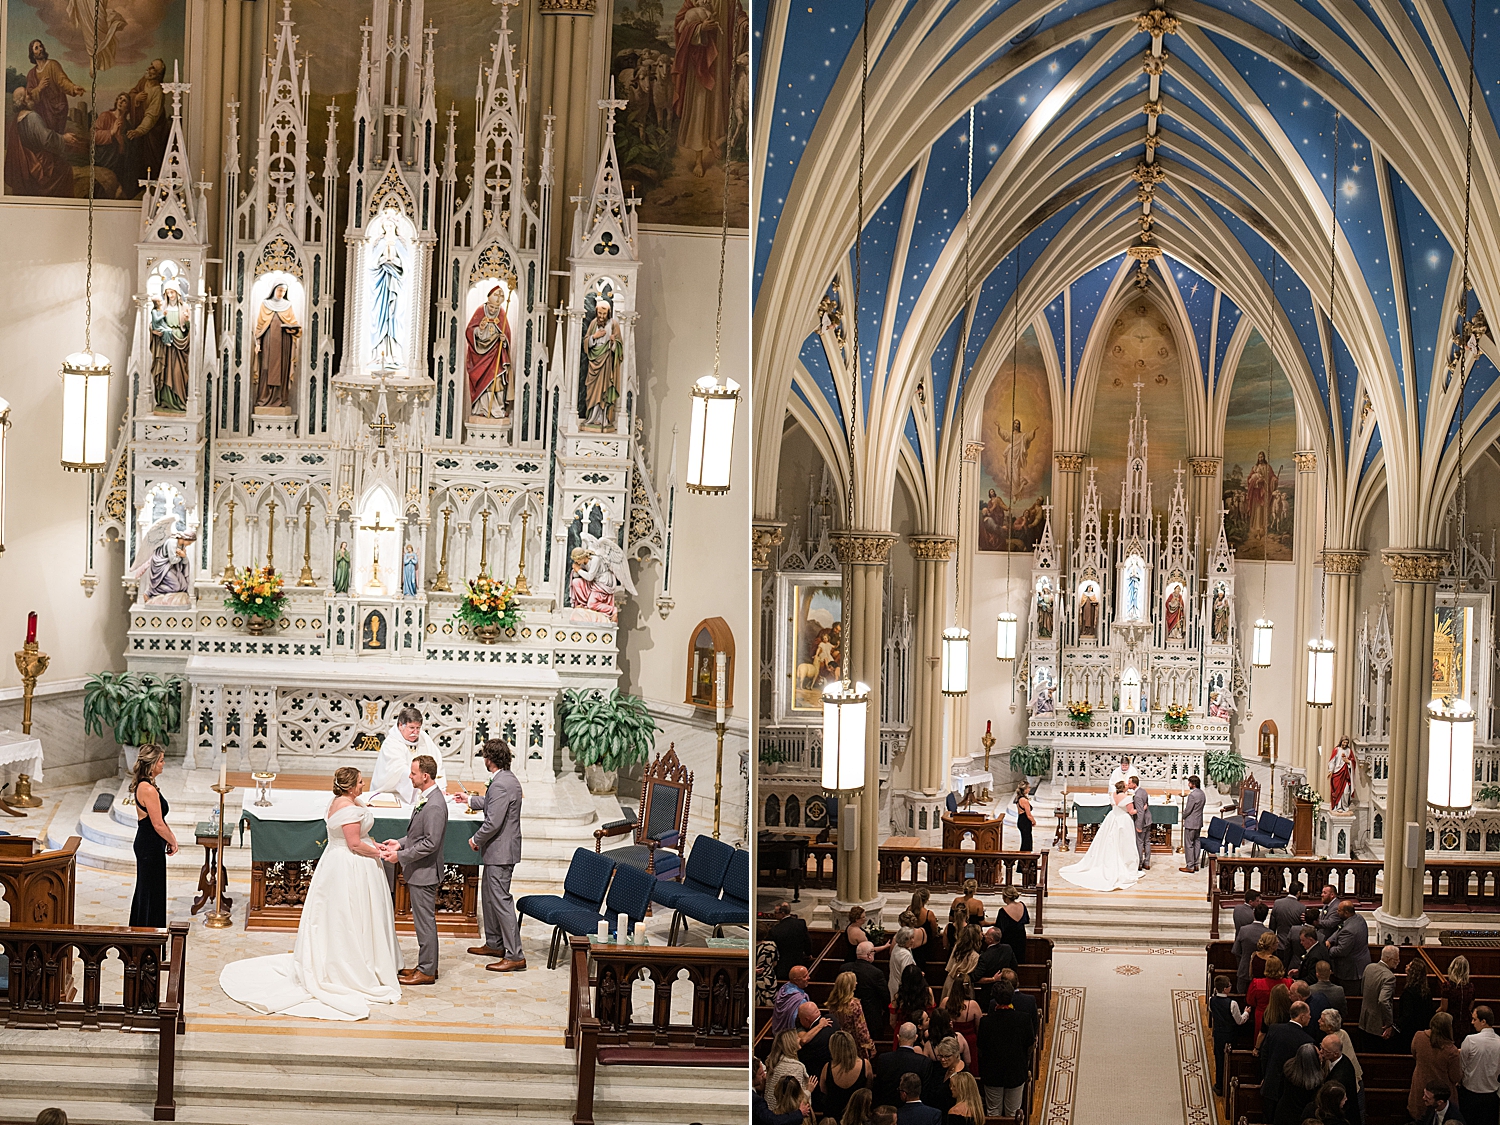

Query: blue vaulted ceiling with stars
[753,0,1500,542]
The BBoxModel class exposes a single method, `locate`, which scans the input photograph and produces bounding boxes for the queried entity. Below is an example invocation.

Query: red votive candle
[25,612,37,646]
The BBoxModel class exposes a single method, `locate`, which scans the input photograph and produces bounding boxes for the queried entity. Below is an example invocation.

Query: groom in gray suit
[389,754,448,985]
[1127,775,1154,870]
[467,738,527,973]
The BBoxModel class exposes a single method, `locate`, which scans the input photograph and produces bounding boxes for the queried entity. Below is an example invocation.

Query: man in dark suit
[386,754,448,985]
[1180,775,1207,872]
[874,1023,935,1107]
[797,1001,836,1079]
[467,739,527,972]
[769,900,812,979]
[1297,928,1334,985]
[997,968,1039,1029]
[971,926,1018,1007]
[896,1072,941,1125]
[978,982,1035,1117]
[1415,1080,1466,1125]
[1328,901,1372,995]
[1260,1001,1316,1120]
[1270,881,1305,953]
[1233,903,1271,992]
[1316,884,1343,938]
[1233,889,1263,934]
[839,940,891,1040]
[1319,1032,1363,1125]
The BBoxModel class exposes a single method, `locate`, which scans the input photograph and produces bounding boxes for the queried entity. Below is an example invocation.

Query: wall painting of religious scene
[3,0,185,199]
[608,0,748,228]
[1085,297,1188,518]
[786,578,842,715]
[977,324,1052,552]
[1222,329,1295,560]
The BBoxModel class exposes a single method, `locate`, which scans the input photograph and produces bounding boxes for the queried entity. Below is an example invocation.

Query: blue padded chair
[545,861,658,957]
[518,847,616,969]
[1198,817,1229,857]
[661,847,749,944]
[651,835,735,942]
[1244,813,1292,855]
[1223,821,1245,855]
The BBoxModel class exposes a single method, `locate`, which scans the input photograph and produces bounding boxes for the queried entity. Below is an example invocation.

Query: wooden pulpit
[0,835,79,926]
[1292,799,1315,856]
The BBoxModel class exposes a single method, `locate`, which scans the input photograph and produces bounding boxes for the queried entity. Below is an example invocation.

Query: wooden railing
[0,921,188,1120]
[567,936,748,1125]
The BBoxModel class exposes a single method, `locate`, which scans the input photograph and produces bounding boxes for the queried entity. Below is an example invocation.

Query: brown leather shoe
[1178,866,1196,873]
[397,968,417,982]
[468,946,503,957]
[486,959,528,973]
[403,970,437,986]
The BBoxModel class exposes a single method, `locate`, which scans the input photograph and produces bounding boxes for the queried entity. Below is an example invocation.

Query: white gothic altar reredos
[1022,384,1237,784]
[94,0,669,784]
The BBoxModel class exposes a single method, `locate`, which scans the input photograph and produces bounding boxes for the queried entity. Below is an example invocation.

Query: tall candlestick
[25,612,37,645]
[715,650,727,725]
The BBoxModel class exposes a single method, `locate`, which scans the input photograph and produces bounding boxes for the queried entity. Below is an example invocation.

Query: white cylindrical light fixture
[1305,637,1335,707]
[1428,696,1475,810]
[1252,619,1274,667]
[941,626,971,695]
[684,375,740,494]
[0,397,9,553]
[60,352,112,472]
[996,612,1018,661]
[821,679,870,790]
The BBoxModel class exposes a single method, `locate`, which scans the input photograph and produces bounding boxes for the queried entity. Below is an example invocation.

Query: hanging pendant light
[823,677,871,790]
[1428,696,1475,810]
[684,157,740,494]
[942,626,971,695]
[60,0,111,472]
[996,612,1018,660]
[1306,637,1335,707]
[0,397,9,552]
[1252,619,1274,667]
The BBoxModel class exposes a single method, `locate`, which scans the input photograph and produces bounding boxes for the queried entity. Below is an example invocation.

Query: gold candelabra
[431,506,453,592]
[514,509,531,595]
[221,498,237,582]
[9,641,48,806]
[478,509,490,575]
[296,499,317,586]
[265,498,277,569]
[712,719,726,839]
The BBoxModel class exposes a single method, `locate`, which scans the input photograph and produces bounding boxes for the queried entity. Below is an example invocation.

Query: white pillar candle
[634,921,647,943]
[219,753,227,790]
[715,651,727,725]
[597,919,609,940]
[617,912,629,940]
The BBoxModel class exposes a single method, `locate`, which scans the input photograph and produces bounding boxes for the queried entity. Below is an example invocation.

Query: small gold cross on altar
[359,510,395,594]
[369,412,397,448]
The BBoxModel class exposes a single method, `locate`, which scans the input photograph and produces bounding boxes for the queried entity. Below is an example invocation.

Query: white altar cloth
[0,730,44,784]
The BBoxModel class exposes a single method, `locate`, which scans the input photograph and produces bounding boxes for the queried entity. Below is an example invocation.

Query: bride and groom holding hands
[1058,762,1157,892]
[220,736,525,1021]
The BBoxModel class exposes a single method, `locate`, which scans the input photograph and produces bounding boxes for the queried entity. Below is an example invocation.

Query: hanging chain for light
[954,104,974,625]
[1264,251,1277,617]
[1451,0,1478,572]
[85,0,101,354]
[1319,110,1341,636]
[711,111,730,380]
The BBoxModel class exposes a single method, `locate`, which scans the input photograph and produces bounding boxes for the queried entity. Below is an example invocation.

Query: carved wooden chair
[593,743,693,878]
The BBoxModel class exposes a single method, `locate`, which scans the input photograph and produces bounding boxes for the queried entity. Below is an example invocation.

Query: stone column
[829,530,897,921]
[1188,457,1221,567]
[951,444,985,772]
[1052,453,1086,543]
[907,536,955,794]
[1374,549,1446,944]
[1322,549,1367,786]
[1291,450,1320,777]
[751,522,785,725]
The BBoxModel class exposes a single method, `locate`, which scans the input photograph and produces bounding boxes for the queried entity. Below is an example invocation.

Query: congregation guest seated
[1250,930,1280,981]
[772,1075,811,1120]
[1298,927,1334,986]
[945,1071,983,1125]
[847,906,889,954]
[1458,1004,1500,1125]
[1398,959,1441,1053]
[890,964,934,1048]
[943,901,970,953]
[1260,1000,1316,1120]
[767,1028,812,1096]
[922,1010,960,1069]
[1234,903,1272,991]
[770,900,813,979]
[977,982,1034,1118]
[1274,1043,1325,1125]
[872,1106,897,1125]
[1233,889,1263,934]
[1449,957,1477,1047]
[1318,1010,1362,1096]
[940,980,982,1064]
[1309,959,1347,1019]
[1414,1080,1462,1125]
[798,1001,837,1078]
[995,885,1029,967]
[1314,1081,1352,1125]
[996,967,1038,1028]
[970,925,1018,1007]
[888,928,917,1001]
[755,1059,807,1125]
[1411,1013,1465,1122]
[839,941,892,1042]
[951,879,985,924]
[829,971,878,1059]
[1328,902,1372,996]
[1319,1033,1362,1125]
[873,1023,935,1107]
[1247,960,1294,1038]
[1209,975,1250,1065]
[941,924,982,1003]
[774,966,813,1034]
[817,1030,872,1121]
[895,1071,940,1125]
[1358,946,1400,1049]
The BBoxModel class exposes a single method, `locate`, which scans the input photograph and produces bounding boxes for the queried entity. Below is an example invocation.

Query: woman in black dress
[129,744,178,926]
[996,886,1029,966]
[1015,783,1036,852]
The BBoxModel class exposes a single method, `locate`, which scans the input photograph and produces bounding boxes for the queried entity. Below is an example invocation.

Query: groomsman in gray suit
[1128,776,1154,870]
[1180,775,1207,872]
[468,738,527,973]
[390,755,448,985]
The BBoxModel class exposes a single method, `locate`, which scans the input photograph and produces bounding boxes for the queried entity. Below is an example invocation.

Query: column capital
[908,535,957,561]
[831,530,899,565]
[751,522,786,571]
[1188,456,1221,477]
[539,0,596,12]
[1381,548,1448,583]
[1294,450,1318,473]
[1054,451,1087,473]
[1320,549,1367,575]
[963,442,985,462]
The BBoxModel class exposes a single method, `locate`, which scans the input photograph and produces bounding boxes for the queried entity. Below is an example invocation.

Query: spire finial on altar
[163,60,189,120]
[599,77,627,137]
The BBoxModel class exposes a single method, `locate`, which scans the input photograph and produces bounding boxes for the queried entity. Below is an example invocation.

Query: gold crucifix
[360,509,395,594]
[369,412,397,449]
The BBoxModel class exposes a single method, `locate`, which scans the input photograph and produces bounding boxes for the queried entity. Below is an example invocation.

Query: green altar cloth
[242,812,481,865]
[1072,801,1180,826]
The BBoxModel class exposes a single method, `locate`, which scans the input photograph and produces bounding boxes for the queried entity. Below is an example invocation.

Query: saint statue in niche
[1036,579,1053,639]
[1329,736,1355,812]
[1211,583,1230,642]
[1164,586,1185,639]
[253,283,301,411]
[369,213,405,370]
[149,284,190,413]
[402,543,419,597]
[466,285,512,418]
[581,295,623,430]
[1124,565,1143,620]
[1078,586,1099,638]
[127,515,197,605]
[333,541,351,594]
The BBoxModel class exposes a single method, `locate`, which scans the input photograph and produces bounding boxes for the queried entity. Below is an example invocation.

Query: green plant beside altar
[83,671,185,749]
[1161,703,1191,731]
[1204,748,1249,790]
[1479,784,1500,809]
[223,565,287,623]
[1066,700,1093,726]
[561,688,660,794]
[1009,744,1052,779]
[450,573,522,641]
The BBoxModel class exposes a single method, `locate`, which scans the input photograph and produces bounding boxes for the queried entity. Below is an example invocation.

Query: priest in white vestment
[1106,757,1135,792]
[369,706,447,804]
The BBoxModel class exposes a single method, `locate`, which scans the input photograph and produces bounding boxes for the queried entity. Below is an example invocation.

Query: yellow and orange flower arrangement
[223,565,287,620]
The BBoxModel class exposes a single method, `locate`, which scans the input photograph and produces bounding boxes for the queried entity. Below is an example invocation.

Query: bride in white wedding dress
[1059,781,1143,891]
[220,767,403,1020]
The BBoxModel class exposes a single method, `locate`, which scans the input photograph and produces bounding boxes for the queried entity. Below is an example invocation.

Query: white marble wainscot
[1043,728,1217,788]
[0,682,120,789]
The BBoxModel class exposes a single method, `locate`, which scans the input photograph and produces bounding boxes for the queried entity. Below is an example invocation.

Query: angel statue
[127,515,197,605]
[568,532,637,623]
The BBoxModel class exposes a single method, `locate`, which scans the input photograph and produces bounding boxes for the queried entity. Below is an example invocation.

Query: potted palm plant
[1204,748,1250,792]
[560,688,661,794]
[83,671,186,772]
[1009,745,1052,787]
